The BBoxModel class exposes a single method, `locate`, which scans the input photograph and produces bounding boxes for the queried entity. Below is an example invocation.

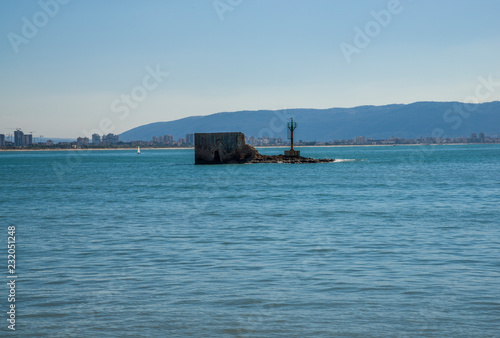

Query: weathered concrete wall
[195,132,256,164]
[284,150,300,157]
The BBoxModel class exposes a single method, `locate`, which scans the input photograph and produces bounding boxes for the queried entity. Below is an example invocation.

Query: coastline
[0,147,195,152]
[0,143,487,152]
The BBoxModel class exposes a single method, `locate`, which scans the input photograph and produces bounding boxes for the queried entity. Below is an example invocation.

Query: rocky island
[194,132,335,164]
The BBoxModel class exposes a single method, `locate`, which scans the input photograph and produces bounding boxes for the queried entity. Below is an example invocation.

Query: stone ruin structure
[194,132,256,164]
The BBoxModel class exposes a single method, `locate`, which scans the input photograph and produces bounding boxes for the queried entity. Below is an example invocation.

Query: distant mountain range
[120,101,500,142]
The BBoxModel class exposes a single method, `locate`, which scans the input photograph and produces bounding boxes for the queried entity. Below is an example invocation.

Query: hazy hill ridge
[120,101,500,142]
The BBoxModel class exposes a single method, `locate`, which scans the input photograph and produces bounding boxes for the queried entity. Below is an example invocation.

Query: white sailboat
[137,146,141,154]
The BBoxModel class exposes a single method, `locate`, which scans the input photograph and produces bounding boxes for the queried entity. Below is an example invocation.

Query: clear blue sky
[1,0,499,138]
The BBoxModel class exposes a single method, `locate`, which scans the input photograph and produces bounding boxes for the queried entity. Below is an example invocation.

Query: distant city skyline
[1,0,499,138]
[2,127,498,149]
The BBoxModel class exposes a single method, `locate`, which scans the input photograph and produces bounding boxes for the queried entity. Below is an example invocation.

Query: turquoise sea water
[1,145,499,337]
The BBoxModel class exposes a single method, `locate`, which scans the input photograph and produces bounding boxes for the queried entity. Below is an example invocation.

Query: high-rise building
[356,136,366,145]
[92,134,101,144]
[14,129,24,146]
[102,133,119,145]
[479,132,485,143]
[0,134,5,146]
[160,135,174,145]
[186,133,194,145]
[77,137,89,146]
[23,134,32,146]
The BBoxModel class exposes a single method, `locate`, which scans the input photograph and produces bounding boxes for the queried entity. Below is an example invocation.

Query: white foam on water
[333,158,357,162]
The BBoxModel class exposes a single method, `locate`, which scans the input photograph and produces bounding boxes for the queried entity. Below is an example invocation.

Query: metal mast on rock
[285,117,300,157]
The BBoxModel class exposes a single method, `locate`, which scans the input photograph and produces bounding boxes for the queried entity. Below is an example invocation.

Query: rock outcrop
[194,132,335,164]
[250,151,335,164]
